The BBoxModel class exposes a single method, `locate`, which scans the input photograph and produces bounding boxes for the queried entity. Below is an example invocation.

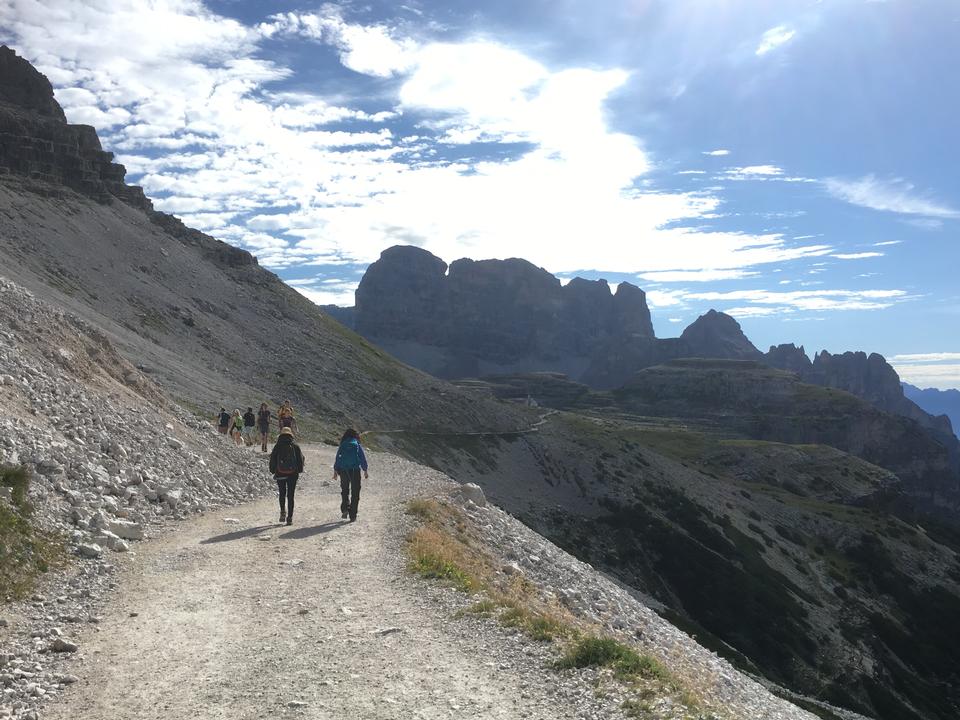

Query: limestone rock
[352,245,655,379]
[50,638,78,653]
[458,482,487,507]
[76,543,102,559]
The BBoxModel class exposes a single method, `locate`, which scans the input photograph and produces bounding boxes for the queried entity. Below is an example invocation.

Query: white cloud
[890,352,960,363]
[676,170,706,175]
[892,364,960,391]
[874,240,902,246]
[831,252,883,260]
[0,2,849,280]
[291,280,359,306]
[723,165,784,179]
[756,25,797,56]
[685,288,911,314]
[703,149,730,156]
[638,269,759,282]
[258,9,417,77]
[824,175,960,218]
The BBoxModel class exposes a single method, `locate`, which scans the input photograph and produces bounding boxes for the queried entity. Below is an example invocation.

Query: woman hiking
[257,402,272,452]
[269,427,304,525]
[230,409,244,447]
[333,429,368,522]
[278,400,298,436]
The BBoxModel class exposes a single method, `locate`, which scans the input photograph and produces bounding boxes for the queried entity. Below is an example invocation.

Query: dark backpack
[218,412,230,426]
[275,442,299,476]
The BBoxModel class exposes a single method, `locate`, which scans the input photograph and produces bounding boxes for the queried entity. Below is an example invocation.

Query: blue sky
[2,0,958,388]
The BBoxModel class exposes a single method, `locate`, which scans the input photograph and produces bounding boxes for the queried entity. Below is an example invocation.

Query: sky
[2,0,958,388]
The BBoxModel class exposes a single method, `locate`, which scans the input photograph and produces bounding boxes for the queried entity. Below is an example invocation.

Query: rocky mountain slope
[375,387,960,720]
[0,46,527,440]
[904,384,960,439]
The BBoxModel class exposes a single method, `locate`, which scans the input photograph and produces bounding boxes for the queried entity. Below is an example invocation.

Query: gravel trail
[38,445,583,720]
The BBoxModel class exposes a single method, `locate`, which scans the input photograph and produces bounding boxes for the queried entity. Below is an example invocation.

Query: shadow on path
[279,521,346,540]
[200,524,275,544]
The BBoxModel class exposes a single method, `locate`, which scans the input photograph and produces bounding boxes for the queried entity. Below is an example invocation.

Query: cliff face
[353,245,655,378]
[0,46,151,209]
[765,346,957,445]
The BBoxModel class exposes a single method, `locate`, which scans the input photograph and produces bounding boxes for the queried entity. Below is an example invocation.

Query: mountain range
[4,44,960,720]
[904,384,960,439]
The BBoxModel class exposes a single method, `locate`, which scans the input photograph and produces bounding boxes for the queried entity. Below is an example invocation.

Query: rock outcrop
[764,347,959,472]
[678,309,762,360]
[353,245,654,379]
[0,46,151,209]
[765,343,812,375]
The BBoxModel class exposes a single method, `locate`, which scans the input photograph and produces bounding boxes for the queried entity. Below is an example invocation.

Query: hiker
[230,409,244,446]
[269,427,304,526]
[242,407,257,446]
[216,407,230,435]
[257,402,272,453]
[333,428,368,522]
[278,400,297,436]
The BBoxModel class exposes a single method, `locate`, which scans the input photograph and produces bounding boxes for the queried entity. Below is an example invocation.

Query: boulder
[458,483,487,507]
[76,543,102,559]
[107,519,144,540]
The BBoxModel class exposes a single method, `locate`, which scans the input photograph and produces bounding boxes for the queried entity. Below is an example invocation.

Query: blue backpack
[337,439,362,469]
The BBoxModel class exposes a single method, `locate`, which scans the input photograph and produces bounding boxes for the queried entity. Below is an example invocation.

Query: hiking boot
[341,511,349,520]
[285,516,293,526]
[349,516,357,523]
[279,512,286,523]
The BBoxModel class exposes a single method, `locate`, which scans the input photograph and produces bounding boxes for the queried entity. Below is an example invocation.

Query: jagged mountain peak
[0,45,66,121]
[679,309,762,359]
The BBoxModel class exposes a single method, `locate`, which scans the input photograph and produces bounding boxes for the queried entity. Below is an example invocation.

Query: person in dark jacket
[269,427,305,526]
[333,429,368,522]
[242,407,257,446]
[257,402,272,453]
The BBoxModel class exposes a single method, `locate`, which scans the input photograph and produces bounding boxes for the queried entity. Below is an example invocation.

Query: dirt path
[39,445,578,720]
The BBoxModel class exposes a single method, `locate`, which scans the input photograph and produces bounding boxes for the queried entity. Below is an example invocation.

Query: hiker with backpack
[257,402,272,453]
[242,407,257,446]
[230,409,244,446]
[216,407,230,435]
[333,429,368,522]
[269,427,305,526]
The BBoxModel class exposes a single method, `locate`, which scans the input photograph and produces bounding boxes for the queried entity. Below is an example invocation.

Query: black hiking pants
[276,475,298,517]
[338,468,362,520]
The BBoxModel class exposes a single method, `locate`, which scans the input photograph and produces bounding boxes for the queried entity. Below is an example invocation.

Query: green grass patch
[1,465,29,508]
[556,636,668,680]
[498,603,570,641]
[407,525,477,591]
[405,498,438,521]
[1,465,66,602]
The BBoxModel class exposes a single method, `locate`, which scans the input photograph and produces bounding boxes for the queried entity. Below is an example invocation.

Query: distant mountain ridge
[904,384,960,439]
[328,246,957,464]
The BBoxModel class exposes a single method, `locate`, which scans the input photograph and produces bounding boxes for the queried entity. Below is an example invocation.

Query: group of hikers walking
[216,400,297,452]
[215,402,368,527]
